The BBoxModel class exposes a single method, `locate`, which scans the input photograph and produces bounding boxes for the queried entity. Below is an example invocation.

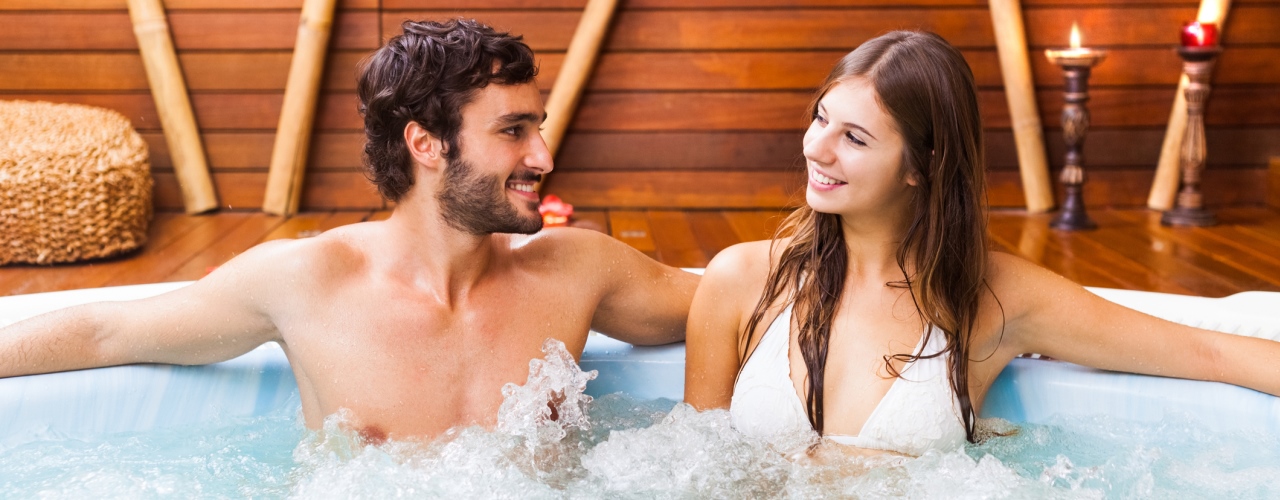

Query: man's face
[436,83,552,235]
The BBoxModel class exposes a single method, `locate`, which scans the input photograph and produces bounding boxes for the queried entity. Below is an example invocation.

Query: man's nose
[527,134,554,174]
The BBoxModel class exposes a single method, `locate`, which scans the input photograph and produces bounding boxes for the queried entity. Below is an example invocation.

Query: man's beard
[436,155,543,235]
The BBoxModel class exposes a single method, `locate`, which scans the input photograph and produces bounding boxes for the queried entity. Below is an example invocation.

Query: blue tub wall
[579,338,1280,435]
[0,344,297,449]
[2,281,1280,448]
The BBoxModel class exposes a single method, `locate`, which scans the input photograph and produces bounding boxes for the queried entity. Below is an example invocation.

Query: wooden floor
[2,207,1279,298]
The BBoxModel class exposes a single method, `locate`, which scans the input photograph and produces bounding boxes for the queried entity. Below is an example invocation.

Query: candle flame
[1069,23,1082,49]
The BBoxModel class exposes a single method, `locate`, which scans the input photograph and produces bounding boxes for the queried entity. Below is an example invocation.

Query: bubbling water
[275,340,1216,499]
[498,339,598,439]
[3,340,1278,498]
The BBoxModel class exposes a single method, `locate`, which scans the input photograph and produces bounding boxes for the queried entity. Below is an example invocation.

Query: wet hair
[356,18,538,202]
[740,31,994,441]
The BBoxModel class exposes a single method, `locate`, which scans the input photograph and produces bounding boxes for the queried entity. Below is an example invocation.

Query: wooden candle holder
[1161,46,1222,227]
[1045,48,1106,231]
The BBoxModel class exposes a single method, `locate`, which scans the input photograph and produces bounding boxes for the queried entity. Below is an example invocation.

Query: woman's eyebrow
[818,103,877,141]
[843,122,877,141]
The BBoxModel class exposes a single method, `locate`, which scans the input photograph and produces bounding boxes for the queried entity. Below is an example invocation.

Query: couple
[2,20,1278,458]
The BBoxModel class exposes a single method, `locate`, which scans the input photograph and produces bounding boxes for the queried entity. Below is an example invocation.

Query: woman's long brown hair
[739,31,992,441]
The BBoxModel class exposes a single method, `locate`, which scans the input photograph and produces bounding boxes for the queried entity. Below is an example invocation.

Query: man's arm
[0,242,287,378]
[579,231,699,346]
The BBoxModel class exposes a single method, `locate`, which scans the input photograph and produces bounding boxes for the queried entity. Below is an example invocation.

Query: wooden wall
[2,0,1278,212]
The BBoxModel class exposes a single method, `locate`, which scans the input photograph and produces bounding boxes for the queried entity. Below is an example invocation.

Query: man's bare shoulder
[228,223,374,288]
[507,227,624,268]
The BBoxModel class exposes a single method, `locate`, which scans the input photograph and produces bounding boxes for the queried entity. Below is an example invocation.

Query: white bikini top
[730,304,968,456]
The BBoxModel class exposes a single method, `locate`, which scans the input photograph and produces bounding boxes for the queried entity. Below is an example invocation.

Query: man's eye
[504,127,522,137]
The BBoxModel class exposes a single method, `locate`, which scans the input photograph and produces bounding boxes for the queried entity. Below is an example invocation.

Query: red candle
[1181,21,1218,47]
[539,194,573,227]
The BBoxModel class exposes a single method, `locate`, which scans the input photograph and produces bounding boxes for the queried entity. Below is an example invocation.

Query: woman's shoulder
[984,250,1064,296]
[978,250,1084,336]
[701,238,789,301]
[706,238,789,278]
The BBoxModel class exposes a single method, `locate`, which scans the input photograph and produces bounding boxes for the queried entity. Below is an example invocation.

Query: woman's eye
[812,113,827,125]
[845,132,867,147]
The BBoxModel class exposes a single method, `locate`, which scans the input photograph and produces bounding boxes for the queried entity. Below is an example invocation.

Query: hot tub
[2,280,1279,451]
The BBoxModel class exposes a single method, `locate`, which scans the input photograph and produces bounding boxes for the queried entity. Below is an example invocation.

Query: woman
[683,30,1280,457]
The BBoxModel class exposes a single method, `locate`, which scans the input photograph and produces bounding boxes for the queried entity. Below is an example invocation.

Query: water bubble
[6,348,1280,498]
[494,338,599,486]
[496,338,598,448]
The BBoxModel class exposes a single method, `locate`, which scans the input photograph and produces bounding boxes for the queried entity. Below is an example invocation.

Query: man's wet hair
[356,19,538,202]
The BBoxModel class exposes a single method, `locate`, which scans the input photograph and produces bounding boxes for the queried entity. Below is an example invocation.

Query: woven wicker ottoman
[0,100,153,265]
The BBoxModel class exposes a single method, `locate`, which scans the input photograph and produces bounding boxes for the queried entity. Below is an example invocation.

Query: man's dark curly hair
[356,19,538,202]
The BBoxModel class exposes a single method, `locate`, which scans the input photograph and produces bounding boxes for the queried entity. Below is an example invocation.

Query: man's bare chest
[274,281,603,435]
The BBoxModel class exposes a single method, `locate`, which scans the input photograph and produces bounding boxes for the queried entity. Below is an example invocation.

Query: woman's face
[802,78,916,217]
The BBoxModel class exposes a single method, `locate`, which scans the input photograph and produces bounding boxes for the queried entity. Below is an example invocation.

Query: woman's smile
[808,167,848,191]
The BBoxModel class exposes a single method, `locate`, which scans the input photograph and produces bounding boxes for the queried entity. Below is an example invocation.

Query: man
[0,19,698,442]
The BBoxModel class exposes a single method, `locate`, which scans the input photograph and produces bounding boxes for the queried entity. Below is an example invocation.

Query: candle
[1181,21,1218,47]
[539,194,573,227]
[1045,22,1097,60]
[1059,22,1090,57]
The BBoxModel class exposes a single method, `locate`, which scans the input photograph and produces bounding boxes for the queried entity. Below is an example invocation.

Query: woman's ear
[905,150,934,187]
[905,169,922,187]
[404,121,445,171]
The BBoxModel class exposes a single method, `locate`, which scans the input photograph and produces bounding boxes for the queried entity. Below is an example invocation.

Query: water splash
[289,338,606,495]
[496,338,598,448]
[5,343,1280,498]
[581,404,794,497]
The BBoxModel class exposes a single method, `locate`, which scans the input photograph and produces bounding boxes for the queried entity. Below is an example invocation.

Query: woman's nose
[802,129,837,166]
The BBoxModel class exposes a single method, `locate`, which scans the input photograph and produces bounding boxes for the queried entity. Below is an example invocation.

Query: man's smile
[505,175,540,201]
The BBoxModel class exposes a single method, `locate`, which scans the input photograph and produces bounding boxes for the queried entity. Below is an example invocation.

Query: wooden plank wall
[0,0,386,211]
[1270,156,1280,209]
[3,0,1278,211]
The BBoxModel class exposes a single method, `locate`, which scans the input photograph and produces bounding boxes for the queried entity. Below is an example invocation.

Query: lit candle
[1045,22,1102,63]
[1062,23,1089,57]
[1181,21,1218,47]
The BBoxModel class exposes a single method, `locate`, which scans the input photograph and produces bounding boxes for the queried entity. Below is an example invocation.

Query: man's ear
[404,121,446,171]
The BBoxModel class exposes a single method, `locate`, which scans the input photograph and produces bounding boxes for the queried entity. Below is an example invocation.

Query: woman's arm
[684,242,770,410]
[996,253,1280,396]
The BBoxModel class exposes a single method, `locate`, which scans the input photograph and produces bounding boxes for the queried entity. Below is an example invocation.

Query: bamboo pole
[262,0,338,216]
[127,0,217,214]
[989,0,1054,213]
[1148,0,1232,210]
[537,0,619,190]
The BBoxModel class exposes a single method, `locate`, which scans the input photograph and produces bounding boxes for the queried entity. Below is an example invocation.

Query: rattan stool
[1,100,152,265]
